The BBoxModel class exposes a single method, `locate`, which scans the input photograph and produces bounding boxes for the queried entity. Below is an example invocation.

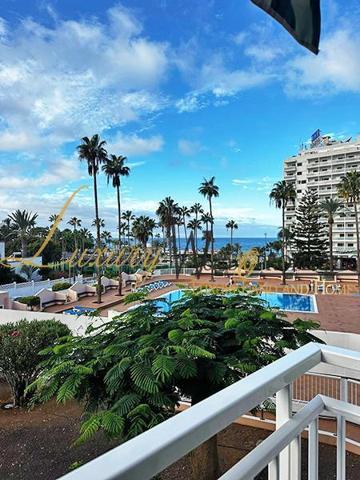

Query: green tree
[269,180,296,284]
[338,171,360,290]
[199,177,219,281]
[8,209,38,258]
[77,134,107,303]
[30,289,319,480]
[102,155,130,295]
[0,319,70,406]
[320,198,341,273]
[292,190,327,269]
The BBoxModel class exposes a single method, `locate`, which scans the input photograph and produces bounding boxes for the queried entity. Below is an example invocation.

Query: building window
[348,243,354,247]
[337,243,344,247]
[297,162,302,166]
[297,172,302,175]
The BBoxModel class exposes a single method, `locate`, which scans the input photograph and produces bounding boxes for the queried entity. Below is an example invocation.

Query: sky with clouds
[0,0,359,237]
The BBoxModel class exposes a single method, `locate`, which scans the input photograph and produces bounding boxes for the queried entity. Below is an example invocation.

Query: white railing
[58,343,360,480]
[0,275,95,298]
[152,268,195,276]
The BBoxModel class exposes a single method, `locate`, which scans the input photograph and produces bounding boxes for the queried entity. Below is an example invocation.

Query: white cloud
[107,133,164,156]
[0,156,82,188]
[232,179,253,186]
[285,29,360,96]
[178,139,203,156]
[0,6,169,152]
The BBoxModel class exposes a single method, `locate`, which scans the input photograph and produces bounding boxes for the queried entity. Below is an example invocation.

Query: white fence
[152,268,195,276]
[0,274,96,298]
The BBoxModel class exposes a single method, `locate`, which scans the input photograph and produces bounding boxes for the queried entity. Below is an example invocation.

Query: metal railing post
[308,418,319,480]
[290,435,301,480]
[268,456,280,480]
[337,378,348,480]
[274,385,292,480]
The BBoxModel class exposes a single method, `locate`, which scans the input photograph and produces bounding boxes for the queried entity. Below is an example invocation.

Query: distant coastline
[176,237,276,251]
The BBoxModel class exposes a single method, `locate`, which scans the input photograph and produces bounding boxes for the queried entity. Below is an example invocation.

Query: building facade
[284,134,360,266]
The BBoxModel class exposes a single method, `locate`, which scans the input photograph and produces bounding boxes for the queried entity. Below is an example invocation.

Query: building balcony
[59,343,360,480]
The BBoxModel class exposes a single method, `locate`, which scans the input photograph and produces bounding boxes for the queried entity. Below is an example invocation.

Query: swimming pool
[156,290,317,313]
[63,306,97,316]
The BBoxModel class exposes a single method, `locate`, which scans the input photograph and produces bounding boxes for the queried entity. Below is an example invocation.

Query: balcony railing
[58,343,360,480]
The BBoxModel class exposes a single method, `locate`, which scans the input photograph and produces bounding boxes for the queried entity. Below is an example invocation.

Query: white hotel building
[284,133,360,268]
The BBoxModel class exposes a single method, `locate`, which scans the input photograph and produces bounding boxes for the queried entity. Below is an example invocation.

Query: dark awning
[251,0,321,54]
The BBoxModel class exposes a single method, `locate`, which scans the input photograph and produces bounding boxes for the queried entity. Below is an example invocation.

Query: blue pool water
[63,306,97,316]
[156,290,317,313]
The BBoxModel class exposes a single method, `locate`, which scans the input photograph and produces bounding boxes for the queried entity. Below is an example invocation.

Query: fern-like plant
[29,289,320,479]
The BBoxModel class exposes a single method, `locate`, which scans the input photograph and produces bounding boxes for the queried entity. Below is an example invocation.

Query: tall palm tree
[102,154,130,295]
[320,198,341,273]
[78,134,107,302]
[179,206,191,245]
[157,197,180,276]
[226,220,238,267]
[269,180,296,285]
[187,219,202,246]
[8,209,38,258]
[338,171,360,289]
[190,203,204,252]
[68,217,82,281]
[79,227,92,252]
[122,210,135,246]
[199,177,219,281]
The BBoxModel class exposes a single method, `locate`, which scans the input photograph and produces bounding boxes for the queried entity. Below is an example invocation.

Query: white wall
[0,308,108,335]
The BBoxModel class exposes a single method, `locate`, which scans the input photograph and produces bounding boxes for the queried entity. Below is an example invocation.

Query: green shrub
[52,282,71,291]
[0,319,70,406]
[17,296,40,310]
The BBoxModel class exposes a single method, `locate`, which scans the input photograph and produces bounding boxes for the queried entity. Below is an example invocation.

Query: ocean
[177,237,276,252]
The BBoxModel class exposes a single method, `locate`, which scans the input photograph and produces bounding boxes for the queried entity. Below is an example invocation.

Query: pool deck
[43,274,360,334]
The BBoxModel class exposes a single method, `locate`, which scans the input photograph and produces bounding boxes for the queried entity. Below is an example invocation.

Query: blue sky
[0,0,359,237]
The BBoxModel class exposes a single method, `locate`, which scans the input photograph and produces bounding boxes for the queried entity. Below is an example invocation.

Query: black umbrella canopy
[251,0,321,54]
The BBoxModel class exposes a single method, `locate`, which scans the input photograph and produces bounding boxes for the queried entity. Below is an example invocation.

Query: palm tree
[8,209,38,258]
[92,218,105,229]
[269,180,296,285]
[226,220,238,267]
[49,214,61,226]
[190,203,204,252]
[179,206,191,245]
[79,228,92,251]
[187,219,203,245]
[132,216,155,249]
[102,154,130,295]
[101,230,112,247]
[199,177,219,281]
[320,198,341,273]
[78,134,107,302]
[157,197,179,276]
[338,171,360,289]
[68,217,82,281]
[122,210,135,246]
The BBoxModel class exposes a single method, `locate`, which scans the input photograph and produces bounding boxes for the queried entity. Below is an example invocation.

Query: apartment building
[284,132,360,266]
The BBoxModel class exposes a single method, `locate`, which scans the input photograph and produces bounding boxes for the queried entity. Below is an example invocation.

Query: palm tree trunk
[281,206,286,285]
[209,199,214,281]
[183,216,188,244]
[92,162,102,303]
[116,185,122,296]
[172,223,179,278]
[73,227,77,283]
[21,236,27,258]
[230,227,233,269]
[354,202,360,293]
[329,222,334,274]
[177,224,181,254]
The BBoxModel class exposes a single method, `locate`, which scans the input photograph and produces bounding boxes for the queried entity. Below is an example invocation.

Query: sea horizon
[175,237,276,251]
